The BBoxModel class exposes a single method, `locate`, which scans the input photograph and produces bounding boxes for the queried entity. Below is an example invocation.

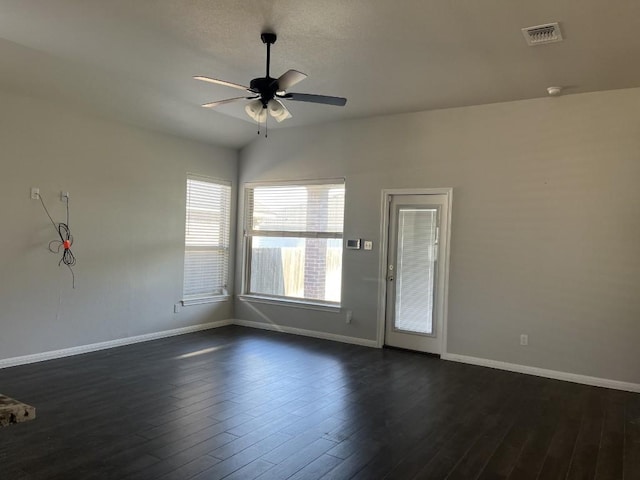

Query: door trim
[376,188,453,352]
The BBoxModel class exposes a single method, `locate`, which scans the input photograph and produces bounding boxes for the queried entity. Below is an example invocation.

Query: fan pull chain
[255,107,268,138]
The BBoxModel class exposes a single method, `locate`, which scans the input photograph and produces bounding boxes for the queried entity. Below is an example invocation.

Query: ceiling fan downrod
[261,32,277,79]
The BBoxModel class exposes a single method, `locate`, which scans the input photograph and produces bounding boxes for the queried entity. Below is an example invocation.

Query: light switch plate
[346,239,361,249]
[364,240,373,250]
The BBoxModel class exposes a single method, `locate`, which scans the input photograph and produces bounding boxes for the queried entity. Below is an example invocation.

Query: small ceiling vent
[521,22,563,46]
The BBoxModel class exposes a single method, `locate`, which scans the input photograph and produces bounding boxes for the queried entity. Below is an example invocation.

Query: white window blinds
[247,182,345,237]
[183,175,231,299]
[394,208,438,334]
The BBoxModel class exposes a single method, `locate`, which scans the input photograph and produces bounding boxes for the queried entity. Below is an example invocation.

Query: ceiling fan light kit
[267,99,292,122]
[245,99,267,122]
[195,32,346,132]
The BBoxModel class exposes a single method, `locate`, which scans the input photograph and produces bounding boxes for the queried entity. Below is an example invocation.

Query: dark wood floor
[0,326,638,480]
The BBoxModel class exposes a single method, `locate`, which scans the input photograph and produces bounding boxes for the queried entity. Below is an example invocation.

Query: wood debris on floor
[0,394,36,427]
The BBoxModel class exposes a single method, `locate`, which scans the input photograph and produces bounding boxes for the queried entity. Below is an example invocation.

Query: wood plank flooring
[0,325,638,479]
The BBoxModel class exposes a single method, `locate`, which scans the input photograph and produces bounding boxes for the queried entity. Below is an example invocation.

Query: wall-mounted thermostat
[346,239,361,250]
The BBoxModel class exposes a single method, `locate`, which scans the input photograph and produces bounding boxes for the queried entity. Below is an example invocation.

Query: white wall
[237,87,640,385]
[0,90,237,361]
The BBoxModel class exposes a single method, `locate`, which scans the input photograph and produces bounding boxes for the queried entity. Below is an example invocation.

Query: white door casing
[377,189,452,354]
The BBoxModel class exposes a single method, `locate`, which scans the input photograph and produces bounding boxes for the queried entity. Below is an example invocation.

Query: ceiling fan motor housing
[249,77,279,106]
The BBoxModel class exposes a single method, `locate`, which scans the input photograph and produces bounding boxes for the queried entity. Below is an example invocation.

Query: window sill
[182,295,230,306]
[237,295,341,313]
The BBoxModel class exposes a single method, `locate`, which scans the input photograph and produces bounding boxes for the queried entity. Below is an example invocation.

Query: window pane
[184,177,231,299]
[249,184,345,234]
[249,236,342,303]
[184,248,227,296]
[246,181,344,304]
[394,208,438,334]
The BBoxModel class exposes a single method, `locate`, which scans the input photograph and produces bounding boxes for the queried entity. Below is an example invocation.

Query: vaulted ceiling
[1,1,639,148]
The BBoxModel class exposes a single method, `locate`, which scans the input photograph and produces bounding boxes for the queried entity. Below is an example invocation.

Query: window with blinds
[183,175,231,300]
[245,181,345,304]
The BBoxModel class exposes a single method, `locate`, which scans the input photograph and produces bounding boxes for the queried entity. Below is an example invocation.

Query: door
[384,194,449,354]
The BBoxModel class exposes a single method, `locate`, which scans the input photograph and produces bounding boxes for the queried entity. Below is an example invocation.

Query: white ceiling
[1,1,639,149]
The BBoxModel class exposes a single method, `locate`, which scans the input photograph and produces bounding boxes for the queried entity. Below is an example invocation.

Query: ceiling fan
[194,33,347,125]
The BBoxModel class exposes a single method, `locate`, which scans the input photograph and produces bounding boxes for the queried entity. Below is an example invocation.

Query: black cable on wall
[37,193,76,288]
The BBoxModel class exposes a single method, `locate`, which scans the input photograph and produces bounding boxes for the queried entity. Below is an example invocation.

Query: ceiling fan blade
[194,76,250,92]
[202,96,257,108]
[282,93,347,106]
[275,69,307,92]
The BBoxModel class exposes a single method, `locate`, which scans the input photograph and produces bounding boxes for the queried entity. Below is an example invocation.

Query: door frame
[376,188,453,352]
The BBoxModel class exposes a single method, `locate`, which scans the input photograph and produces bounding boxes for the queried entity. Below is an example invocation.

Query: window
[183,175,231,302]
[244,180,345,305]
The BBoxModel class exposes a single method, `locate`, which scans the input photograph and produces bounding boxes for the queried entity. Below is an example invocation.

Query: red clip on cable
[63,240,71,250]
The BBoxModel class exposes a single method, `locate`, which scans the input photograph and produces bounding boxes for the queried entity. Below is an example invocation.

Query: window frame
[182,173,232,305]
[242,178,345,308]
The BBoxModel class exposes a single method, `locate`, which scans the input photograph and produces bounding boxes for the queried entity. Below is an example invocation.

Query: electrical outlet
[520,334,528,346]
[60,191,70,201]
[30,187,39,200]
[345,310,353,324]
[174,303,182,314]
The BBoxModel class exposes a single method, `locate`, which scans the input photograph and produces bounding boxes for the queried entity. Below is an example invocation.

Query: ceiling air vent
[521,22,563,46]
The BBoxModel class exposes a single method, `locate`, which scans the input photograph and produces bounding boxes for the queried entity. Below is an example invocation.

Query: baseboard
[442,353,640,394]
[232,319,378,348]
[0,319,233,369]
[5,320,637,394]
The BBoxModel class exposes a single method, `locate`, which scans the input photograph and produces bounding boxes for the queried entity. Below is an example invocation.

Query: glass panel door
[385,193,449,354]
